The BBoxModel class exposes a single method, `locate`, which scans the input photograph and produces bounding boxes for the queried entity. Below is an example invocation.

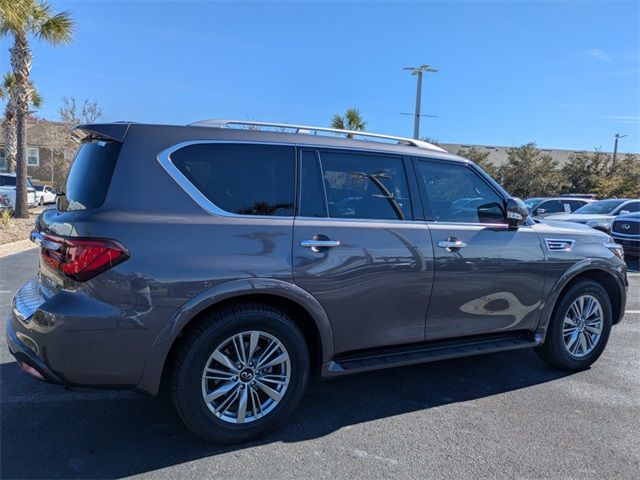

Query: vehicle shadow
[0,349,573,479]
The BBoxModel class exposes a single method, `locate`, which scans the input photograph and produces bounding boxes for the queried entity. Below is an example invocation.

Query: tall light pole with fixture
[612,133,627,166]
[403,64,438,139]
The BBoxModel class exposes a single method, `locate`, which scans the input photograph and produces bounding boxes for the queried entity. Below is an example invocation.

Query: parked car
[7,120,628,444]
[611,212,639,258]
[33,185,57,205]
[560,193,598,200]
[524,196,593,219]
[0,173,38,209]
[545,198,640,233]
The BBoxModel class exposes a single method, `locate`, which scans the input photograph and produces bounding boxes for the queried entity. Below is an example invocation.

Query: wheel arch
[537,260,627,340]
[135,278,334,395]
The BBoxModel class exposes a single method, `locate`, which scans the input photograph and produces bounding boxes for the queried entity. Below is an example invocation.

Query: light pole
[403,64,438,139]
[612,133,627,166]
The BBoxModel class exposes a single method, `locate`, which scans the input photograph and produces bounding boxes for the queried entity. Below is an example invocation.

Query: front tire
[536,279,612,370]
[171,303,309,444]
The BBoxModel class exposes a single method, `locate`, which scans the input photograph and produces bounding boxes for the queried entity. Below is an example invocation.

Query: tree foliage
[331,108,366,138]
[458,143,639,199]
[491,143,561,198]
[0,0,73,217]
[457,146,498,177]
[42,96,103,188]
[58,95,102,125]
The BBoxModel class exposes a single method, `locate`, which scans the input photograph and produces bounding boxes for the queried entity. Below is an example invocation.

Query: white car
[0,173,38,209]
[34,185,57,205]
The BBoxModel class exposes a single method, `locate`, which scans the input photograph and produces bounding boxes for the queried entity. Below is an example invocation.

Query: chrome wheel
[201,330,291,424]
[562,295,604,358]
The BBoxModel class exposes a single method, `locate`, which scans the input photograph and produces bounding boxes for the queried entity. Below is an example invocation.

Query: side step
[323,332,543,376]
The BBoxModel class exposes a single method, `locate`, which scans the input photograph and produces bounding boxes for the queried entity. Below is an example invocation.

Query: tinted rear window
[58,141,121,211]
[170,143,295,216]
[0,175,16,186]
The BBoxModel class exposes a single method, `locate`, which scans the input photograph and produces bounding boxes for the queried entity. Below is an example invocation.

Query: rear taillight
[41,235,129,282]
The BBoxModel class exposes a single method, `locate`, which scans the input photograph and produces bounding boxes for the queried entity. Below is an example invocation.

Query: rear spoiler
[70,123,132,143]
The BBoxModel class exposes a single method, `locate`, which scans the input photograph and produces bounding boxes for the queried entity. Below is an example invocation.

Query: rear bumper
[6,276,153,392]
[5,320,63,385]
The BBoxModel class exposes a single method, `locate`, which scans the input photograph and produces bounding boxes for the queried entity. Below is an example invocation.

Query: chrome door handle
[437,240,467,251]
[301,239,341,249]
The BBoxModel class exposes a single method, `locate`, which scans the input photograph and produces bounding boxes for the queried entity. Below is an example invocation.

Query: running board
[322,332,543,377]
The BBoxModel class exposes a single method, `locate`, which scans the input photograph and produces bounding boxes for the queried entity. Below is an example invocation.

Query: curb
[0,239,38,258]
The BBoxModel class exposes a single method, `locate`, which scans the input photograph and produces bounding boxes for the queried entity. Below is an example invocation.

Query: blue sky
[2,0,639,152]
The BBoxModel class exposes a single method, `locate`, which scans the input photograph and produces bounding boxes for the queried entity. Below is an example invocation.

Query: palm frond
[29,81,42,108]
[36,10,74,44]
[344,108,366,131]
[2,72,16,90]
[331,113,346,130]
[0,0,29,34]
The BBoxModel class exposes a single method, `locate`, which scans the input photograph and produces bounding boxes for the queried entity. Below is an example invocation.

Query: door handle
[301,239,341,249]
[437,239,467,251]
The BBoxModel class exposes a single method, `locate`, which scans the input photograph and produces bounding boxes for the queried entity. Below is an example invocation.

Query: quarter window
[318,151,411,221]
[171,143,295,217]
[416,160,505,224]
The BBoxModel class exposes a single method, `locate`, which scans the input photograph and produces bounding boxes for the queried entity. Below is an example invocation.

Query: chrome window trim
[157,140,297,220]
[158,139,454,220]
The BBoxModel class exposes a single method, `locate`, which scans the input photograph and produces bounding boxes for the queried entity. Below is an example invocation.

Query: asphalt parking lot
[1,249,638,479]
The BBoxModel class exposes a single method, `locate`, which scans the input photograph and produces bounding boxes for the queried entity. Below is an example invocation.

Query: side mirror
[505,197,528,228]
[535,208,546,215]
[619,210,630,215]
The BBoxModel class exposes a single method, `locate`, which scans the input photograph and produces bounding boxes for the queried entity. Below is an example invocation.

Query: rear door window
[317,150,412,221]
[170,143,295,216]
[58,140,122,211]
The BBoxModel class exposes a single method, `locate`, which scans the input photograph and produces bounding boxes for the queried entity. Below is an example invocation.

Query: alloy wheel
[562,295,604,358]
[201,330,291,424]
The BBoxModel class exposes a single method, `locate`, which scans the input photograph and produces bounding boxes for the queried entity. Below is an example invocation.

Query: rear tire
[536,279,612,370]
[171,303,309,444]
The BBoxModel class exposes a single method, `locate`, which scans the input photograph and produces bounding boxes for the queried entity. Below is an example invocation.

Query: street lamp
[403,64,438,139]
[613,133,627,165]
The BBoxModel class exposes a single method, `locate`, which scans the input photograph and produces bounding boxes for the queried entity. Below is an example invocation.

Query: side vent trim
[545,238,575,252]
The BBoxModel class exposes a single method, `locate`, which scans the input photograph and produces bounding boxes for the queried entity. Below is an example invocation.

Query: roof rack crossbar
[188,119,447,153]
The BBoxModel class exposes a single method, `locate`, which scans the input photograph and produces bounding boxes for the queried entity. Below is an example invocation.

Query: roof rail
[188,119,447,153]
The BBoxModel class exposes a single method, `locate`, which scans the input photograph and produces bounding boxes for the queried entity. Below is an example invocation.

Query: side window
[622,201,639,213]
[566,200,584,212]
[319,151,411,221]
[299,151,328,218]
[539,200,563,214]
[171,143,295,217]
[416,160,505,224]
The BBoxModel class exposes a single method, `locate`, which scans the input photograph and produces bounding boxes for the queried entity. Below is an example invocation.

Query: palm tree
[0,72,42,173]
[331,108,366,138]
[0,0,73,218]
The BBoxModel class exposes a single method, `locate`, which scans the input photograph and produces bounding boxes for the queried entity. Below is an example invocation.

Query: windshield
[524,198,542,211]
[574,199,625,215]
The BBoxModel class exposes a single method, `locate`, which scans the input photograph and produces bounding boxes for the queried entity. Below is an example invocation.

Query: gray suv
[6,120,628,443]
